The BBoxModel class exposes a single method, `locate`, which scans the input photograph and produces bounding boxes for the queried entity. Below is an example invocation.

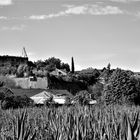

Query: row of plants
[0,105,140,140]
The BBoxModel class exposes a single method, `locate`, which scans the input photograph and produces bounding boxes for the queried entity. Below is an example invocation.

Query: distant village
[0,48,140,108]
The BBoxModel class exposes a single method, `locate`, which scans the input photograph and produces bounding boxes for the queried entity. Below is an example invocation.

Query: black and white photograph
[0,0,140,139]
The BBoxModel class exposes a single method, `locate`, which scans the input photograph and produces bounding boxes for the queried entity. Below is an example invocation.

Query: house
[0,87,14,97]
[30,89,72,105]
[30,91,52,104]
[50,68,67,76]
[0,55,28,67]
[50,89,73,104]
[79,68,100,76]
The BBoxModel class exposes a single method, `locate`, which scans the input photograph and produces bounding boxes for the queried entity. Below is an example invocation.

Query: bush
[72,90,91,105]
[16,64,28,77]
[48,75,87,95]
[1,95,34,109]
[0,92,5,101]
[0,76,16,88]
[88,82,103,100]
[78,74,98,85]
[44,95,55,107]
[103,68,140,105]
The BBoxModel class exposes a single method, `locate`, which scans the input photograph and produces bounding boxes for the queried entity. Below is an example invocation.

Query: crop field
[0,105,140,140]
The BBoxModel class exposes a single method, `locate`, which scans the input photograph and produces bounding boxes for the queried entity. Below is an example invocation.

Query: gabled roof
[50,68,67,76]
[30,90,52,98]
[79,68,100,76]
[30,91,52,104]
[0,87,14,97]
[30,89,73,104]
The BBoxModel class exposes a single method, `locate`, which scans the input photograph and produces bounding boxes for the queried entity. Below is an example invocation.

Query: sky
[0,0,140,71]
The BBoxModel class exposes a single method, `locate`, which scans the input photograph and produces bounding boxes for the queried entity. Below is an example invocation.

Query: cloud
[135,11,140,18]
[110,0,140,2]
[88,5,123,15]
[1,25,26,31]
[0,0,12,6]
[29,4,123,20]
[0,16,7,20]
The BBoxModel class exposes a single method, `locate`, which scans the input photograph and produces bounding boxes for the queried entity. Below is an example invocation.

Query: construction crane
[22,47,28,58]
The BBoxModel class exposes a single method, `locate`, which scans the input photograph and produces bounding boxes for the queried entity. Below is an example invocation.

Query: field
[0,105,140,140]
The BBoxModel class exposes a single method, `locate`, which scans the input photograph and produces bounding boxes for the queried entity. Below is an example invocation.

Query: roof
[48,89,73,97]
[0,87,14,97]
[30,89,73,104]
[50,68,67,76]
[79,68,100,76]
[30,91,52,98]
[30,91,52,104]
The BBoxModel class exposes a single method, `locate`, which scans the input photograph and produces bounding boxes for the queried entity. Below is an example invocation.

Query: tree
[0,76,16,88]
[45,57,61,69]
[71,57,75,74]
[61,63,70,72]
[107,63,111,70]
[45,64,56,72]
[16,64,28,77]
[34,57,70,72]
[35,60,46,69]
[88,82,103,100]
[72,90,91,105]
[103,68,140,105]
[100,67,112,83]
[1,95,34,109]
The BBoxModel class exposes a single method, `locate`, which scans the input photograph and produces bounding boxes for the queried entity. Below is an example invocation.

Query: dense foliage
[0,105,140,140]
[48,74,88,95]
[0,65,17,76]
[35,57,70,72]
[88,82,103,100]
[0,76,16,88]
[103,68,140,105]
[1,95,34,109]
[0,57,70,77]
[72,90,92,105]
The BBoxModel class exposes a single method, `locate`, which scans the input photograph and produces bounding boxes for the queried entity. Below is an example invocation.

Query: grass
[0,105,140,140]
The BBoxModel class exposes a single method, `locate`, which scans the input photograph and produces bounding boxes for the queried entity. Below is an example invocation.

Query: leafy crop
[0,105,140,140]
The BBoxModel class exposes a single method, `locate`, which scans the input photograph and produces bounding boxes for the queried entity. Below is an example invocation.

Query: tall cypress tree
[71,57,75,73]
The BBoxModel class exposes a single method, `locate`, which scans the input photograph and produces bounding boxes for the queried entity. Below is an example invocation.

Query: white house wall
[12,77,48,89]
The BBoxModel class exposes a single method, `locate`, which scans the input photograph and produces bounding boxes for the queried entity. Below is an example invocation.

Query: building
[12,77,48,89]
[0,48,28,67]
[0,55,28,67]
[79,68,100,76]
[30,89,73,104]
[0,87,14,97]
[50,68,67,76]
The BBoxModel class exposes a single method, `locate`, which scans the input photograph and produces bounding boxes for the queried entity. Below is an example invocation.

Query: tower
[22,47,28,58]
